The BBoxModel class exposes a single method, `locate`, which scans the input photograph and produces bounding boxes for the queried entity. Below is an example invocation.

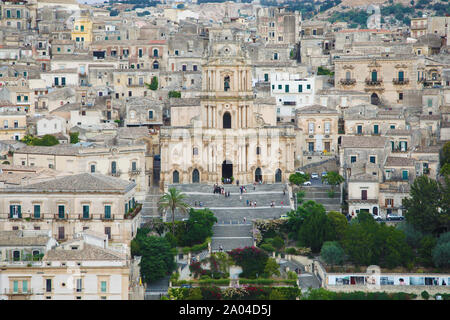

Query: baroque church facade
[160,29,296,187]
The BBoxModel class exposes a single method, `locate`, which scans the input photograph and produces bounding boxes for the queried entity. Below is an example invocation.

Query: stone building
[256,7,300,45]
[159,28,296,187]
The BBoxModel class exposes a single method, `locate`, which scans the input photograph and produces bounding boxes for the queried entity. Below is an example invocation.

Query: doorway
[222,160,233,180]
[371,93,380,105]
[275,169,282,183]
[192,169,200,183]
[255,167,262,182]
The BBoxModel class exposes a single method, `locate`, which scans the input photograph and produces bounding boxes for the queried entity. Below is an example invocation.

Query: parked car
[311,173,319,179]
[280,214,289,220]
[181,218,189,222]
[386,214,405,221]
[371,214,383,221]
[303,181,312,186]
[295,170,305,175]
[181,284,192,288]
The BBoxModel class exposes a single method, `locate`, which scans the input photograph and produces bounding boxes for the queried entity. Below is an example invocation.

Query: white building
[36,116,66,136]
[269,74,323,120]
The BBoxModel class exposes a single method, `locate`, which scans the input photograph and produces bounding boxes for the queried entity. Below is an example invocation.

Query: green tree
[403,175,448,235]
[440,163,450,176]
[321,241,345,265]
[440,141,450,166]
[69,132,79,144]
[418,235,437,267]
[396,222,425,248]
[321,171,344,192]
[181,208,217,246]
[229,247,268,278]
[139,236,176,283]
[289,172,310,186]
[264,257,281,277]
[271,236,284,251]
[168,91,181,98]
[327,211,348,240]
[297,202,333,253]
[158,187,190,235]
[146,76,158,90]
[432,242,450,268]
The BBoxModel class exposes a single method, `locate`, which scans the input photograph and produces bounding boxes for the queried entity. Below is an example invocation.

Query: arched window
[223,112,231,129]
[192,169,200,183]
[275,169,282,183]
[152,61,159,69]
[371,93,380,105]
[224,75,230,92]
[193,147,198,155]
[173,170,179,183]
[153,49,158,57]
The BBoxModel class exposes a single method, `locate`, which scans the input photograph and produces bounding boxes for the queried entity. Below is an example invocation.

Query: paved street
[166,183,292,251]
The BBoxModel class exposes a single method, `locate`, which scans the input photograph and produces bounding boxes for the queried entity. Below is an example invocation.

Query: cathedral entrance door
[222,160,233,181]
[255,167,262,182]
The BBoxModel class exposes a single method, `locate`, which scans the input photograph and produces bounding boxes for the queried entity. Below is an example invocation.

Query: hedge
[239,278,297,286]
[179,237,211,254]
[172,279,230,286]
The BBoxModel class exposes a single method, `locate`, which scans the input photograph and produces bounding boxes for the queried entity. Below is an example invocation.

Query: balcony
[365,78,383,86]
[339,79,356,86]
[54,214,67,220]
[124,203,142,220]
[4,288,33,295]
[392,78,409,85]
[109,170,122,177]
[101,214,115,221]
[129,169,141,175]
[79,214,92,220]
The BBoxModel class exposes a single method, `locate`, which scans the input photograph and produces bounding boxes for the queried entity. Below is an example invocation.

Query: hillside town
[0,0,449,301]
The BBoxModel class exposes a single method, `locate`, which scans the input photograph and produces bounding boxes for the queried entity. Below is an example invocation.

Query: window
[278,85,282,90]
[193,65,197,71]
[22,280,28,293]
[90,164,95,173]
[361,190,368,200]
[104,205,111,219]
[308,122,314,134]
[308,142,314,152]
[46,279,52,292]
[9,205,21,218]
[76,278,82,292]
[324,122,330,134]
[398,71,404,81]
[182,65,187,72]
[402,170,409,180]
[285,85,289,93]
[298,84,302,92]
[153,49,158,57]
[373,124,379,134]
[427,98,432,107]
[307,84,311,90]
[357,125,362,134]
[224,76,230,91]
[101,281,107,293]
[54,77,59,86]
[399,92,403,100]
[369,156,376,164]
[105,227,111,239]
[13,280,19,293]
[111,161,117,174]
[82,205,89,219]
[34,205,41,219]
[256,147,261,155]
[148,110,153,119]
[351,156,357,163]
[390,125,395,130]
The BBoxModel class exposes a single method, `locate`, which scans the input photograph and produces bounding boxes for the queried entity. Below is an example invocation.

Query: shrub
[321,241,345,265]
[168,91,181,98]
[228,247,269,278]
[260,243,275,253]
[272,236,285,250]
[285,247,297,255]
[69,132,79,144]
[421,290,430,300]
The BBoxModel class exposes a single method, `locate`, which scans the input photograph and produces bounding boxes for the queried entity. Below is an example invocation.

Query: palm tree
[158,187,190,235]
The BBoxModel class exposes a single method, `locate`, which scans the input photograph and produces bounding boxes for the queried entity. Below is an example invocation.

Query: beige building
[295,105,339,166]
[256,7,301,45]
[160,29,296,186]
[0,108,26,141]
[0,173,141,247]
[335,55,423,106]
[12,143,148,200]
[0,231,130,300]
